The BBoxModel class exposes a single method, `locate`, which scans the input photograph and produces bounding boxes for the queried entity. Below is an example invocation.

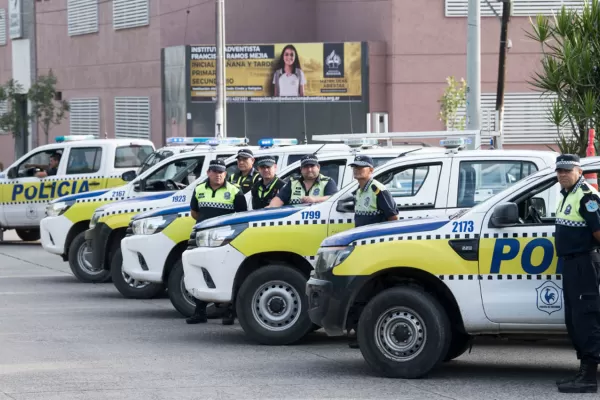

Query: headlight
[45,201,71,217]
[315,246,355,273]
[195,223,247,248]
[132,214,178,235]
[89,212,101,229]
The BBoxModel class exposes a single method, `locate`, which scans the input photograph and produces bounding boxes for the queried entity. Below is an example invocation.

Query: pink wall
[0,0,14,167]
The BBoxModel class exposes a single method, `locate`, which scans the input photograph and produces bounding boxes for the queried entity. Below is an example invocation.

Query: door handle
[89,181,101,186]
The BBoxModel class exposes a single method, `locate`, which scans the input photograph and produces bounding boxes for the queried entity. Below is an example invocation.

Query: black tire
[68,231,111,283]
[443,331,471,362]
[236,265,312,345]
[16,229,40,241]
[167,260,226,318]
[111,248,165,299]
[357,286,451,379]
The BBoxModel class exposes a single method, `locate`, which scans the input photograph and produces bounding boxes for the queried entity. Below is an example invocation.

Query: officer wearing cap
[251,156,285,210]
[268,154,338,207]
[554,154,600,393]
[187,158,248,325]
[228,148,259,194]
[350,155,399,227]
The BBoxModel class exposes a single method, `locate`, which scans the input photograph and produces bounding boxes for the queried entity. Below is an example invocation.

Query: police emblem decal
[585,200,599,212]
[565,205,571,215]
[224,192,231,200]
[535,281,563,315]
[364,197,370,206]
[313,188,320,195]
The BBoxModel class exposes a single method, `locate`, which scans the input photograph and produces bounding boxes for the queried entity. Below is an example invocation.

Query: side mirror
[336,196,355,213]
[121,170,137,182]
[530,197,546,216]
[490,203,519,227]
[6,167,17,179]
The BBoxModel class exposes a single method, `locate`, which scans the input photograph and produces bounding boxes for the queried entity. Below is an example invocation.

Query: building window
[114,96,151,139]
[113,0,149,30]
[0,9,6,46]
[452,92,571,145]
[445,0,585,17]
[67,0,99,36]
[69,98,100,136]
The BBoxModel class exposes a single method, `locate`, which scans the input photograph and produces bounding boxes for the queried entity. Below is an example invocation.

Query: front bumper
[121,232,175,282]
[306,270,367,337]
[40,216,73,256]
[181,244,246,303]
[84,223,112,271]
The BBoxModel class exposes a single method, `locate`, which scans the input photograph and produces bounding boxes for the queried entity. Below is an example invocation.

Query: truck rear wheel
[167,260,227,319]
[236,265,312,345]
[111,248,165,299]
[16,229,40,242]
[68,231,111,283]
[357,286,451,379]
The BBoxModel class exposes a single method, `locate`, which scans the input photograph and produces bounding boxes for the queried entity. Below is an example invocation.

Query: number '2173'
[452,221,474,233]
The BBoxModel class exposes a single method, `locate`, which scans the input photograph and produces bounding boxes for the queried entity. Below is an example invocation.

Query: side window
[280,167,301,183]
[143,156,205,191]
[319,160,346,186]
[17,149,64,178]
[287,154,311,166]
[66,147,102,175]
[372,157,395,168]
[115,145,154,168]
[458,161,539,208]
[375,163,442,208]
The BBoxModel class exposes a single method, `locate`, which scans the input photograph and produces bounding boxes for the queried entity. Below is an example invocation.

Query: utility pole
[494,0,511,149]
[215,0,226,138]
[466,0,482,147]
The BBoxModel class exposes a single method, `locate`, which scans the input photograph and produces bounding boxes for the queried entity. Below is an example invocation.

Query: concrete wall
[0,0,14,167]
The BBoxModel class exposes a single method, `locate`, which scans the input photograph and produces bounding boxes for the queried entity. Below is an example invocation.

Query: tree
[0,79,28,139]
[28,70,70,145]
[527,0,600,156]
[438,76,467,131]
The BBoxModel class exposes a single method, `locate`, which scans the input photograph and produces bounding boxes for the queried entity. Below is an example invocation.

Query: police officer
[228,148,259,194]
[350,155,399,227]
[268,154,338,207]
[251,156,285,210]
[187,159,248,325]
[554,154,600,394]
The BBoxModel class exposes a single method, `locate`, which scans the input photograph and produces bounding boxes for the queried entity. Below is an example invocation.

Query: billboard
[189,42,363,103]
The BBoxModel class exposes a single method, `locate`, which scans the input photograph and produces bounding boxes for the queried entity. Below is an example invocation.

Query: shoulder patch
[585,199,599,212]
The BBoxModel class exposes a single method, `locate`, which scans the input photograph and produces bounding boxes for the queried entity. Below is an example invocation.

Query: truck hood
[193,205,309,231]
[321,216,450,247]
[133,203,190,220]
[95,191,177,214]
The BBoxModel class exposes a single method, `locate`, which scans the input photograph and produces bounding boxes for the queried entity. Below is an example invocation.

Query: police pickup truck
[82,139,360,289]
[119,147,406,315]
[303,157,600,379]
[0,135,155,242]
[40,137,260,283]
[181,144,559,346]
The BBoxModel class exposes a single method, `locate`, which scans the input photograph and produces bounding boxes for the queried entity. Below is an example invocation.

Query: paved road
[0,231,596,399]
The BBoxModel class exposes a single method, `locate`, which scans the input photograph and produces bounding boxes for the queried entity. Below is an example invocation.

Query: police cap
[349,155,374,168]
[555,154,581,171]
[301,154,319,167]
[208,159,227,172]
[236,148,254,159]
[256,156,276,167]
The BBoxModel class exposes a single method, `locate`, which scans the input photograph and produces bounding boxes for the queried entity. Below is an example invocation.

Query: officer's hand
[301,196,316,204]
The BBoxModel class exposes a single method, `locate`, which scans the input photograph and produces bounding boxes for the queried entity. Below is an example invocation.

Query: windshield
[137,150,174,175]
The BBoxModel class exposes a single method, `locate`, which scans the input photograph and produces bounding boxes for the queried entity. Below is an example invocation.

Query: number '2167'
[452,221,474,233]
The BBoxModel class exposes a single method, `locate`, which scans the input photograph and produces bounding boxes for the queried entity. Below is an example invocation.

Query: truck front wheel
[236,265,313,345]
[111,248,165,299]
[357,286,451,379]
[68,231,111,283]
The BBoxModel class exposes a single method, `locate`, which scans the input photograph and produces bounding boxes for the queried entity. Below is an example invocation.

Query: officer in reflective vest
[187,159,248,325]
[554,154,600,394]
[350,155,399,227]
[346,155,399,349]
[228,148,259,194]
[268,154,338,207]
[250,156,285,210]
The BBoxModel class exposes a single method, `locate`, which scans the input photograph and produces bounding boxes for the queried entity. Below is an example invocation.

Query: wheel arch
[161,241,189,283]
[105,227,127,269]
[64,221,91,259]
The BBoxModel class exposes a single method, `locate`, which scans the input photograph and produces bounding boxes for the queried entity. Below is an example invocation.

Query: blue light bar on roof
[166,137,249,146]
[258,138,299,148]
[440,137,471,149]
[343,138,379,147]
[55,135,97,143]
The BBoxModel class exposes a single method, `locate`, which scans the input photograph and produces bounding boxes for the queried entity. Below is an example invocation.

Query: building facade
[0,0,581,165]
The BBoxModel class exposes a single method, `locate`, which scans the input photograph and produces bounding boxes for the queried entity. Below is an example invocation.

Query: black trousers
[562,251,600,363]
[193,298,207,316]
